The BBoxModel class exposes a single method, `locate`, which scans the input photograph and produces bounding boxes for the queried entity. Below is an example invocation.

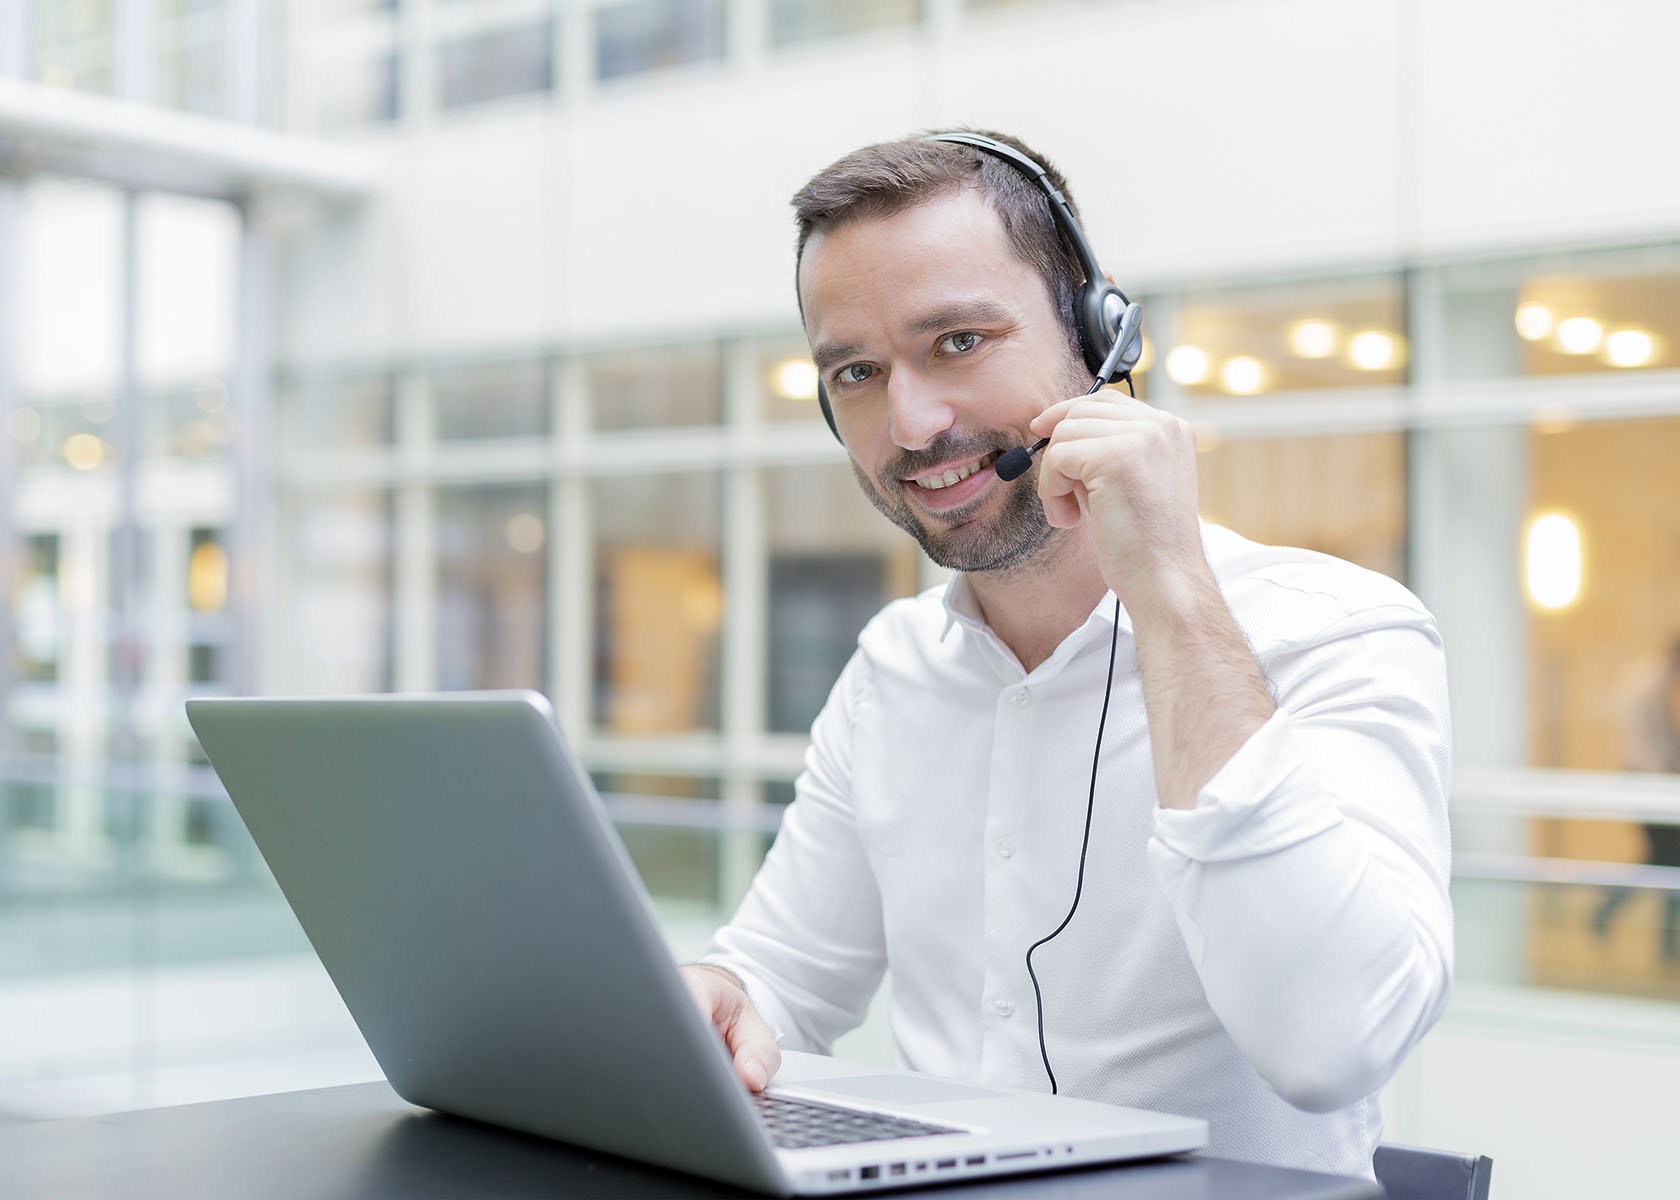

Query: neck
[964,524,1109,673]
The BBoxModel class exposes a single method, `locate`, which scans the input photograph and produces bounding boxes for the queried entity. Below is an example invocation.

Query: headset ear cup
[1113,302,1144,373]
[817,380,841,441]
[1079,283,1127,375]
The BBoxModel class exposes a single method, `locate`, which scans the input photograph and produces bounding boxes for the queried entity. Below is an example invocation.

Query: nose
[885,366,956,451]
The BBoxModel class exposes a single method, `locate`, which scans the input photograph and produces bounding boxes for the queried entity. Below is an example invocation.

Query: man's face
[798,189,1088,573]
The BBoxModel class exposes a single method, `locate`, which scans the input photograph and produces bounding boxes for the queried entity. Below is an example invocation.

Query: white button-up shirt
[705,524,1453,1180]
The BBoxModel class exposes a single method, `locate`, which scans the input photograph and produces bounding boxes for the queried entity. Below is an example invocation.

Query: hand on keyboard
[681,962,783,1092]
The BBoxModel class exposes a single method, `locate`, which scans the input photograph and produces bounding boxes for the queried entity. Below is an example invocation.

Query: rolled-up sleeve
[701,653,889,1053]
[1147,609,1454,1113]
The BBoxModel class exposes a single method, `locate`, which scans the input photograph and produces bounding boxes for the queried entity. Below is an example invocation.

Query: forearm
[1129,562,1276,810]
[1150,758,1453,1110]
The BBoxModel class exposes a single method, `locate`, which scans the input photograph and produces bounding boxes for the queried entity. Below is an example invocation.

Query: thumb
[721,999,782,1092]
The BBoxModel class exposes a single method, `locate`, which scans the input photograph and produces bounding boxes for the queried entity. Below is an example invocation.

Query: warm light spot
[1349,330,1403,371]
[9,407,42,442]
[1220,356,1267,395]
[1287,319,1338,359]
[1604,329,1655,369]
[63,432,107,470]
[504,512,546,554]
[1515,302,1554,342]
[1525,512,1583,610]
[1533,403,1575,435]
[772,359,818,401]
[1555,317,1603,355]
[1133,334,1153,374]
[1165,345,1210,386]
[188,541,228,612]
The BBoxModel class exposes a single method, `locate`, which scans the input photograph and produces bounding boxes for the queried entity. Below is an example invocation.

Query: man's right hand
[680,963,782,1092]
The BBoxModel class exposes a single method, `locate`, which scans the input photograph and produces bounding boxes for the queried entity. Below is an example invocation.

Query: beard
[849,355,1092,574]
[850,434,1057,574]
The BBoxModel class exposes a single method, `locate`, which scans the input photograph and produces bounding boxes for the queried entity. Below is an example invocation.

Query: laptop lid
[186,691,787,1195]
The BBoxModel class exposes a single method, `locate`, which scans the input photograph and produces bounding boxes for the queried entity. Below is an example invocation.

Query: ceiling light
[1221,356,1267,395]
[1515,302,1554,342]
[1604,329,1655,369]
[1555,317,1602,355]
[1525,512,1582,610]
[504,512,546,555]
[63,432,106,470]
[772,359,818,401]
[188,542,228,612]
[1349,331,1401,371]
[8,407,41,442]
[1165,345,1210,386]
[1287,319,1338,359]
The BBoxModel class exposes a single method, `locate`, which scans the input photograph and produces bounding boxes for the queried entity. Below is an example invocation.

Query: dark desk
[0,1082,1383,1199]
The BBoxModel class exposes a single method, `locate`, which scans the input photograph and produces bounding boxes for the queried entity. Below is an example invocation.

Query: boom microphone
[993,313,1141,483]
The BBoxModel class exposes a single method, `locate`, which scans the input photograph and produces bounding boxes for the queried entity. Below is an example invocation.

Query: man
[683,131,1453,1180]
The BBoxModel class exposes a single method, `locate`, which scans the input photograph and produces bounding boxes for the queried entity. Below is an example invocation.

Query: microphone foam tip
[994,447,1031,482]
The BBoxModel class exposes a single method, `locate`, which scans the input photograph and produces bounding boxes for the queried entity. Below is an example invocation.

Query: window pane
[1196,432,1407,582]
[1439,245,1680,380]
[280,491,394,692]
[433,360,551,441]
[436,485,550,691]
[316,52,399,129]
[593,0,727,82]
[769,0,923,48]
[764,464,924,733]
[587,343,722,430]
[757,335,822,424]
[1169,275,1407,399]
[185,527,231,687]
[12,534,64,684]
[11,396,120,472]
[18,179,122,396]
[282,374,395,450]
[156,0,228,117]
[593,472,722,733]
[34,0,116,93]
[437,19,554,109]
[1526,416,1680,770]
[137,192,239,461]
[593,773,723,910]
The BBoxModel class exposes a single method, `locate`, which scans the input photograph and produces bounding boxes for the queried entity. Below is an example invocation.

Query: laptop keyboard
[751,1092,963,1149]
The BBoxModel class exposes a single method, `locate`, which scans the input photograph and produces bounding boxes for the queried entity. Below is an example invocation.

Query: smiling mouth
[909,450,1002,491]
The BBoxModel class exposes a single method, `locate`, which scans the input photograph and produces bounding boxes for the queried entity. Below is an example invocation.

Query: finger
[722,1002,783,1092]
[1028,389,1140,438]
[1036,445,1086,529]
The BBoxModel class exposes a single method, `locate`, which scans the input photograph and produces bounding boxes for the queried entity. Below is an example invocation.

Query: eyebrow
[811,299,1015,374]
[906,299,1015,338]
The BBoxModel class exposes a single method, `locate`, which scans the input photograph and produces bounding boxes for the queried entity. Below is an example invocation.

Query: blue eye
[838,363,876,385]
[941,331,981,354]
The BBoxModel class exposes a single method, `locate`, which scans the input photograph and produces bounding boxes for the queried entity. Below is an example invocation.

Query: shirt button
[1010,688,1031,708]
[996,837,1014,859]
[994,997,1015,1018]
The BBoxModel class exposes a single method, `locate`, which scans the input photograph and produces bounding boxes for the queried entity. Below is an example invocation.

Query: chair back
[1373,1143,1493,1200]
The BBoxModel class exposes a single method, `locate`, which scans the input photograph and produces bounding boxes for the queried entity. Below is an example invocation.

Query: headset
[814,131,1144,443]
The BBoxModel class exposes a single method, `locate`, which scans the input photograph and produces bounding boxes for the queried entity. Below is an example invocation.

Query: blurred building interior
[2,2,1679,1197]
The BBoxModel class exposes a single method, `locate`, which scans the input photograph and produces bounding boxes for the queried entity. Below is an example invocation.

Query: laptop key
[751,1093,962,1149]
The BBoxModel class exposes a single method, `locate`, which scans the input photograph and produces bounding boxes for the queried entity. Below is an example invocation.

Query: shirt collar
[938,571,1131,647]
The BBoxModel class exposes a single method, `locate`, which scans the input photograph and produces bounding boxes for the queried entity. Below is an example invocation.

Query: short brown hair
[791,130,1087,357]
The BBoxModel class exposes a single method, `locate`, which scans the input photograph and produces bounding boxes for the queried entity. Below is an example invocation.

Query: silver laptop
[186,691,1206,1195]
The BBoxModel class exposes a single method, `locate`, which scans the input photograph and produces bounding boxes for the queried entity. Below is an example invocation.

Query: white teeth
[915,453,997,490]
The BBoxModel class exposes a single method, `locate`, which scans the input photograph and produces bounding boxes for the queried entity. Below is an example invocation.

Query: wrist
[689,961,747,994]
[1119,553,1220,627]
